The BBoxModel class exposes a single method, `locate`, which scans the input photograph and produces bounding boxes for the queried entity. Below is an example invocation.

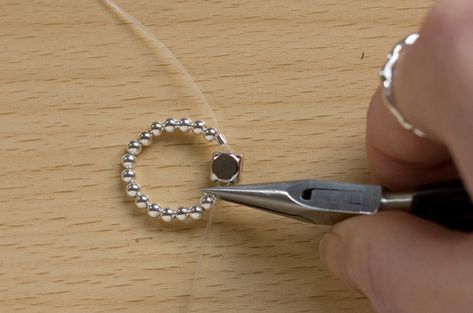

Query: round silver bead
[138,131,153,146]
[163,118,177,132]
[190,206,204,220]
[161,208,175,222]
[122,153,136,168]
[178,118,193,132]
[203,128,218,142]
[127,140,142,155]
[135,194,150,209]
[175,207,190,221]
[192,120,206,134]
[150,121,163,136]
[200,194,216,210]
[126,182,140,197]
[147,203,161,218]
[121,168,136,183]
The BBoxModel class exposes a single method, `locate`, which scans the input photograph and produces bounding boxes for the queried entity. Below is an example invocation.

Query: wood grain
[0,0,432,312]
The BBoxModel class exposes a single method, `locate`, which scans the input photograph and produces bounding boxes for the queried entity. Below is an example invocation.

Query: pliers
[204,179,473,231]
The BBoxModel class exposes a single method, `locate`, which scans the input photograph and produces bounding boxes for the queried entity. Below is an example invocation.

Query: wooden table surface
[0,1,432,312]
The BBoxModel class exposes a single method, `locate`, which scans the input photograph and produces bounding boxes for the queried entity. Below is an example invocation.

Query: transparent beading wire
[103,1,227,312]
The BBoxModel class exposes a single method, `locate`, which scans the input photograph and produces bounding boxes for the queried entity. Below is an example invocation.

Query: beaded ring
[121,117,242,223]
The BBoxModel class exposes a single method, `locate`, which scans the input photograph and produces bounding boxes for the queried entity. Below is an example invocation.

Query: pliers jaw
[204,180,383,225]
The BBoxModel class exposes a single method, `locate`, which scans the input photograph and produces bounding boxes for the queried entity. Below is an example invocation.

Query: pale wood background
[0,0,432,312]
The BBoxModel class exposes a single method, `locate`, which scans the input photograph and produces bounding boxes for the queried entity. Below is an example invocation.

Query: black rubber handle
[411,180,473,231]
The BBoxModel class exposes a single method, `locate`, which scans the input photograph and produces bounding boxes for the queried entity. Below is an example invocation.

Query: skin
[319,0,473,312]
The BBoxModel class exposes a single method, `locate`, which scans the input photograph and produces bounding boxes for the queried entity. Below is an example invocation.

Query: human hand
[319,1,473,312]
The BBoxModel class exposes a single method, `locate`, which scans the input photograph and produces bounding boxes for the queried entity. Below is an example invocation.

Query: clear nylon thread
[104,0,233,152]
[103,1,223,312]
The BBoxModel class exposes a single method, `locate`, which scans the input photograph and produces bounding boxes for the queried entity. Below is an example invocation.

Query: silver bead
[192,120,206,134]
[150,121,163,136]
[121,168,135,183]
[178,118,193,132]
[163,118,177,132]
[122,153,136,168]
[127,140,142,155]
[190,206,203,220]
[200,194,216,210]
[126,182,140,197]
[138,131,153,146]
[161,208,175,222]
[175,207,190,221]
[147,203,161,218]
[135,194,149,209]
[203,127,218,142]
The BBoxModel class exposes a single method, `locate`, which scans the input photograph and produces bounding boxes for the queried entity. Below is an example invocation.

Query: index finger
[366,0,473,191]
[366,87,457,190]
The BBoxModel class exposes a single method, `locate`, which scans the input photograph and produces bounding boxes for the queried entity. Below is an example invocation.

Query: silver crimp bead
[216,134,228,146]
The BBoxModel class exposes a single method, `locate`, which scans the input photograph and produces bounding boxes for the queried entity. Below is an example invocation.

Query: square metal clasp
[210,152,242,184]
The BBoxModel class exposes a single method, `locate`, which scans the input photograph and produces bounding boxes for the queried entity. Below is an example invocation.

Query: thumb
[319,212,473,313]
